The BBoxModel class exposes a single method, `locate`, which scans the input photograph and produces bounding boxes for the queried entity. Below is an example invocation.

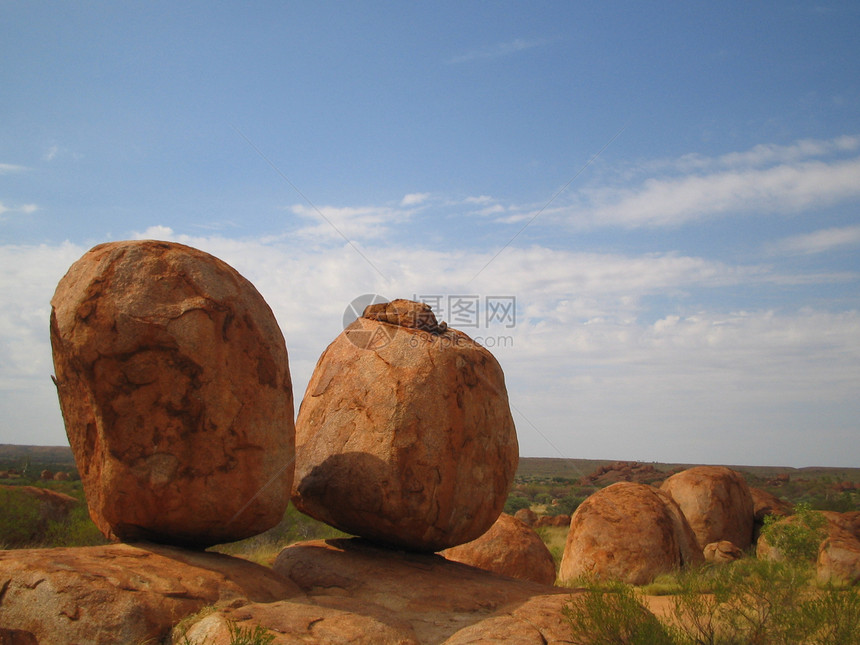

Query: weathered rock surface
[703,540,744,563]
[559,482,703,585]
[817,534,860,586]
[534,514,571,529]
[660,466,755,550]
[265,538,574,644]
[441,513,557,585]
[514,507,537,526]
[750,487,793,523]
[292,300,518,552]
[50,240,295,547]
[0,543,299,645]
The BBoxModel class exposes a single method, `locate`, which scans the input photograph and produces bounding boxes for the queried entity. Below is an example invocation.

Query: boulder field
[559,481,703,585]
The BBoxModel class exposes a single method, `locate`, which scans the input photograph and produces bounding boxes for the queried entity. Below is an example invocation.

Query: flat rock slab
[0,543,299,645]
[222,537,578,644]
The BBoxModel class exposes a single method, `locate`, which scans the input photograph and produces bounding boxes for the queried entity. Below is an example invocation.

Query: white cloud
[0,201,38,218]
[569,157,860,228]
[448,38,548,64]
[400,192,431,207]
[133,225,177,240]
[2,233,858,465]
[463,195,495,204]
[769,224,860,255]
[0,163,30,174]
[289,203,407,241]
[645,135,860,174]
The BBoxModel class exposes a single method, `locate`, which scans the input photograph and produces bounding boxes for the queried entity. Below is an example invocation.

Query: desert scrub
[211,504,347,564]
[563,579,675,645]
[535,525,568,570]
[0,487,42,546]
[668,559,860,645]
[760,501,827,562]
[43,503,108,547]
[564,560,860,645]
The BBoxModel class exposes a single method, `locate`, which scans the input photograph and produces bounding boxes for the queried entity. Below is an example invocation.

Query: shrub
[563,580,675,645]
[503,494,531,514]
[761,502,827,563]
[43,503,107,547]
[0,488,43,546]
[564,561,860,645]
[545,493,585,516]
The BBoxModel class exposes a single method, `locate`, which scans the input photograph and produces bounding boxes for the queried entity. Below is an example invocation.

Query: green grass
[209,504,348,564]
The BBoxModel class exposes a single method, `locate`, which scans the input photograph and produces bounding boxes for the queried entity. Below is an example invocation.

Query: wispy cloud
[448,38,548,64]
[400,192,431,207]
[574,157,860,227]
[289,203,407,241]
[647,135,860,174]
[0,201,38,218]
[0,163,30,174]
[769,224,860,256]
[6,235,858,461]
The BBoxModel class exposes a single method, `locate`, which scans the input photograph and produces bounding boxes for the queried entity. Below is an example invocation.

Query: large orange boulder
[817,534,860,586]
[660,466,755,550]
[50,240,295,547]
[292,300,518,552]
[441,513,557,585]
[559,482,703,585]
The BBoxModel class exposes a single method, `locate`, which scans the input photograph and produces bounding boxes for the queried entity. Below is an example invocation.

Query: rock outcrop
[817,534,860,586]
[660,466,755,550]
[268,538,575,644]
[750,487,793,523]
[441,513,557,585]
[0,543,299,645]
[582,461,668,486]
[559,482,703,585]
[50,240,295,547]
[292,299,518,552]
[703,540,744,563]
[534,514,571,529]
[513,507,537,526]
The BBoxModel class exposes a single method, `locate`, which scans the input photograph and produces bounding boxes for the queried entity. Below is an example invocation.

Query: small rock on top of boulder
[292,299,518,552]
[50,240,295,548]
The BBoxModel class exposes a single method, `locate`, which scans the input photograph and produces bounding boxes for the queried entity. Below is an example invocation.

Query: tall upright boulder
[660,466,755,550]
[559,482,702,585]
[292,299,518,552]
[50,240,295,547]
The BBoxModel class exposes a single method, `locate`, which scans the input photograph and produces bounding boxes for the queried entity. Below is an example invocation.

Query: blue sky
[2,2,859,468]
